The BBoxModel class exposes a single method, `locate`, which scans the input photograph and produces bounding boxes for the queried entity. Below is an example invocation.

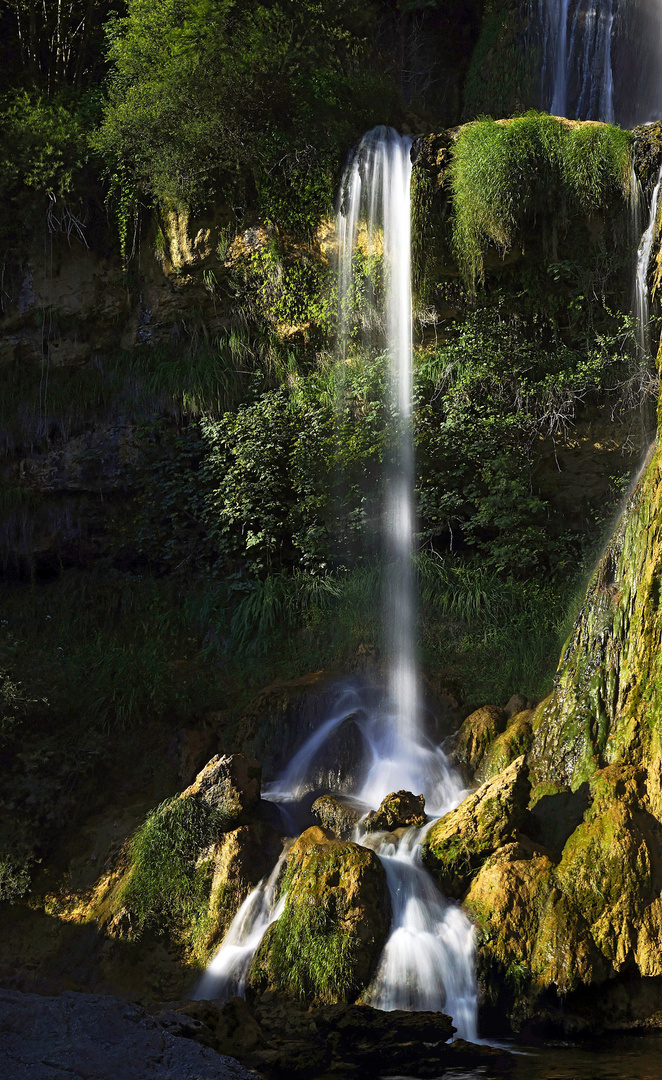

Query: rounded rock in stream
[363,789,426,832]
[311,794,362,839]
[247,826,391,1004]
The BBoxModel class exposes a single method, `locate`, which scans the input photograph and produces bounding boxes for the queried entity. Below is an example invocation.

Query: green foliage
[449,113,632,288]
[117,795,227,937]
[0,91,96,254]
[95,0,398,235]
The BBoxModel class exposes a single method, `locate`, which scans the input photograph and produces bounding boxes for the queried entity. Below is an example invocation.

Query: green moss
[449,113,633,289]
[251,840,388,1004]
[115,795,229,940]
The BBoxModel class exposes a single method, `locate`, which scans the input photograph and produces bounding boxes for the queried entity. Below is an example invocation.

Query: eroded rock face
[422,755,531,899]
[311,795,361,840]
[183,753,262,823]
[475,710,534,783]
[248,826,390,1004]
[363,789,426,833]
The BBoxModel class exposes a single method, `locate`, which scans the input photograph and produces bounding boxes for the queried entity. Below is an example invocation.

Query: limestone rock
[203,823,283,951]
[422,755,531,898]
[453,704,508,776]
[475,710,534,783]
[0,988,253,1080]
[183,753,261,823]
[363,789,426,833]
[248,828,390,1003]
[504,693,528,718]
[311,795,361,839]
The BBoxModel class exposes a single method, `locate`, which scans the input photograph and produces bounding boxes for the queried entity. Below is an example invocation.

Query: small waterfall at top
[530,0,662,125]
[193,127,478,1039]
[533,0,615,121]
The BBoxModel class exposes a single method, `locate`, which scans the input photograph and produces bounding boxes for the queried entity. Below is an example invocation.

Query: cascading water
[194,127,478,1040]
[530,0,662,125]
[635,163,662,357]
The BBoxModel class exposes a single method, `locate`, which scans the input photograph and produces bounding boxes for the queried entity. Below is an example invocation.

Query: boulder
[248,827,390,1003]
[362,789,426,833]
[183,753,261,823]
[504,693,528,718]
[422,755,531,898]
[0,988,254,1080]
[311,795,361,839]
[452,704,508,776]
[475,710,534,783]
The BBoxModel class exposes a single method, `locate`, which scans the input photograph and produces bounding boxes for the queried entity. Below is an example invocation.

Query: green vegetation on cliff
[449,113,632,288]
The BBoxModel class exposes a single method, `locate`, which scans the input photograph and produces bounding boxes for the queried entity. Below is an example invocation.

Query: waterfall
[337,126,419,752]
[531,0,662,125]
[635,164,662,357]
[534,0,616,121]
[194,127,479,1040]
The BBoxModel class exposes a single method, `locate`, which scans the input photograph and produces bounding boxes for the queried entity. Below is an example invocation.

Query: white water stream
[194,127,479,1040]
[635,162,662,357]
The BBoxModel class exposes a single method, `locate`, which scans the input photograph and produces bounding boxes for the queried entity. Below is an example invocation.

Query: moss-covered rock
[528,442,662,792]
[311,795,361,840]
[248,827,390,1004]
[363,790,426,833]
[475,710,534,782]
[452,704,508,777]
[421,755,531,899]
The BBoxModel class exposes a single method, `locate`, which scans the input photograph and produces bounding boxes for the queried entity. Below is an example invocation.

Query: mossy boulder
[452,704,508,777]
[363,790,426,833]
[248,826,390,1004]
[421,755,531,899]
[475,710,534,783]
[464,762,662,1021]
[311,795,361,840]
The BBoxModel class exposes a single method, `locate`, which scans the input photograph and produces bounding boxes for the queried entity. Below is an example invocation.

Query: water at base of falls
[193,682,479,1041]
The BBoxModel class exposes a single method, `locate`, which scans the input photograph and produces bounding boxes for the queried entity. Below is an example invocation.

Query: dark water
[386,1033,662,1079]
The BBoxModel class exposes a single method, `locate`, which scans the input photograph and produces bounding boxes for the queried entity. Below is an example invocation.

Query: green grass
[449,113,632,289]
[116,795,227,939]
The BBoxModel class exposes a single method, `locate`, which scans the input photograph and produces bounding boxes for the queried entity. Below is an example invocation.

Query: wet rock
[183,753,261,823]
[248,827,390,1003]
[475,710,534,783]
[176,996,265,1056]
[362,789,426,832]
[452,704,508,776]
[203,823,284,951]
[422,755,531,898]
[311,794,361,839]
[0,988,254,1079]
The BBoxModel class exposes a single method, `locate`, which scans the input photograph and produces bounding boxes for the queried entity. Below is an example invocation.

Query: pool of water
[386,1032,662,1080]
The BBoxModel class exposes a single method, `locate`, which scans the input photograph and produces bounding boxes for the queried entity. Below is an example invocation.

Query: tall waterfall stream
[193,128,479,1039]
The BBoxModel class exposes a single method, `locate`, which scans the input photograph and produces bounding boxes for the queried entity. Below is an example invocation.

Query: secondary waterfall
[635,164,662,357]
[194,127,478,1040]
[530,0,662,126]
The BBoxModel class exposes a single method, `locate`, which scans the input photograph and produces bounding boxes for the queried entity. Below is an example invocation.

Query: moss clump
[115,796,229,940]
[449,113,632,288]
[250,833,390,1004]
